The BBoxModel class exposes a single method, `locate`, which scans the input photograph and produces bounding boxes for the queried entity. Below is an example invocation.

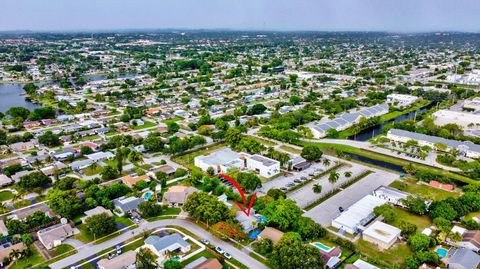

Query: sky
[1,0,480,32]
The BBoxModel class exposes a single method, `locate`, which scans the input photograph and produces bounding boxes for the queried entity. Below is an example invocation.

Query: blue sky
[1,0,479,32]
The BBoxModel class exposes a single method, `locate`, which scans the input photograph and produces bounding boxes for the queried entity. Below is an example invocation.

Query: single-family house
[458,230,480,252]
[446,247,480,269]
[37,223,75,250]
[163,185,197,206]
[185,257,222,269]
[143,234,191,261]
[86,151,115,162]
[236,209,259,233]
[80,206,113,224]
[113,196,144,215]
[97,250,136,269]
[121,174,151,189]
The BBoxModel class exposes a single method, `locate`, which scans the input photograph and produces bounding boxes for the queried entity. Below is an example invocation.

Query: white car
[202,239,210,245]
[224,252,232,259]
[215,246,225,254]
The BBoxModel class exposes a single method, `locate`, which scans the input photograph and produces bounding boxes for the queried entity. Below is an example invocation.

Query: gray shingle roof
[389,129,480,153]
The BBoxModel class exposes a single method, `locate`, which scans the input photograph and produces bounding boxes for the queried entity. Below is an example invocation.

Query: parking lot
[287,162,368,209]
[257,157,338,195]
[303,168,398,226]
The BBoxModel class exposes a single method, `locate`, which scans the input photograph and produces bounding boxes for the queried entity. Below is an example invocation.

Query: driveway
[49,218,267,269]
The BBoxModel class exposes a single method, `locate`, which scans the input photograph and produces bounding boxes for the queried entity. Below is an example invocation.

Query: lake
[0,83,42,112]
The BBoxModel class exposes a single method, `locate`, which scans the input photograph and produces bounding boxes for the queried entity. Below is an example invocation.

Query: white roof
[333,195,386,232]
[421,228,432,236]
[451,225,467,236]
[363,220,400,244]
[353,259,380,269]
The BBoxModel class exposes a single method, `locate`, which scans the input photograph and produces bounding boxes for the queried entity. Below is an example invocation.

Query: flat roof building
[362,220,401,250]
[332,195,386,235]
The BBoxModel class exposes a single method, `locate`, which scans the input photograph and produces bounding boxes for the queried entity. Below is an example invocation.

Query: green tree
[268,236,324,269]
[46,189,83,219]
[402,196,428,215]
[373,204,397,223]
[183,192,230,226]
[38,131,61,147]
[261,198,302,230]
[84,213,118,238]
[252,238,273,255]
[136,248,158,269]
[18,171,51,190]
[312,184,322,194]
[138,201,163,218]
[408,232,433,252]
[301,145,323,161]
[101,165,118,181]
[328,170,340,186]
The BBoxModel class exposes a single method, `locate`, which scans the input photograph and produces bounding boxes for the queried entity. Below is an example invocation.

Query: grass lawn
[133,120,157,130]
[389,179,461,201]
[115,216,134,227]
[10,247,45,269]
[79,260,96,269]
[279,145,302,154]
[248,136,277,147]
[390,207,433,231]
[163,207,181,215]
[54,244,75,256]
[13,199,32,209]
[171,142,225,170]
[355,239,413,268]
[83,164,103,176]
[122,237,145,252]
[74,224,94,243]
[0,190,13,201]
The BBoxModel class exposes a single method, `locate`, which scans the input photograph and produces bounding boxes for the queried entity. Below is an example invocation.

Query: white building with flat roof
[362,220,401,250]
[332,195,386,235]
[432,109,480,130]
[194,148,280,178]
[386,94,419,108]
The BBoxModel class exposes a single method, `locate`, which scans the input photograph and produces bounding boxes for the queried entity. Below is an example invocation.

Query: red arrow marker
[219,173,257,216]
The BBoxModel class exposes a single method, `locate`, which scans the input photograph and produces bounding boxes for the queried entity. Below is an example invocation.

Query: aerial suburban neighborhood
[0,1,480,269]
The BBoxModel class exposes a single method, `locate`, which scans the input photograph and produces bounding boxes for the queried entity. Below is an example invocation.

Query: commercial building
[194,148,280,178]
[331,195,386,235]
[362,220,401,250]
[387,128,480,158]
[372,185,410,207]
[307,104,389,138]
[432,109,480,130]
[386,94,419,108]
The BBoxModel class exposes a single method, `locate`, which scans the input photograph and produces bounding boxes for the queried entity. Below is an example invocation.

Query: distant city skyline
[1,0,480,33]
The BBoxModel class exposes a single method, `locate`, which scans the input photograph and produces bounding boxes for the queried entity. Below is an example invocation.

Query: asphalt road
[50,219,267,269]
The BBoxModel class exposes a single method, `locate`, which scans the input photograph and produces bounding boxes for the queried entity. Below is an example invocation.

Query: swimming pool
[249,230,261,239]
[436,247,449,258]
[143,192,153,200]
[258,216,269,223]
[312,242,332,252]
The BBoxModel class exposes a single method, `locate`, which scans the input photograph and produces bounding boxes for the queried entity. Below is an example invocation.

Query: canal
[348,103,436,141]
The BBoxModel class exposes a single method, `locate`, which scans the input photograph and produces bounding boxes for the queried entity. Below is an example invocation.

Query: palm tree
[344,171,352,178]
[322,158,331,167]
[136,248,158,269]
[10,249,20,264]
[328,170,340,186]
[312,184,322,194]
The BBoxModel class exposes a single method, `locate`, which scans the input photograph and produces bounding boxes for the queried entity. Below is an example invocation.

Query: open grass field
[355,239,413,268]
[389,179,461,201]
[10,247,45,269]
[390,207,433,231]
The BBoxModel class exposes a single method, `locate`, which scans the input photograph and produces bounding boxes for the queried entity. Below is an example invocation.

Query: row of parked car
[202,239,232,260]
[280,168,325,191]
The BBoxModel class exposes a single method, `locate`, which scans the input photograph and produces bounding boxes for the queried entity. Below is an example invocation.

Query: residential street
[49,218,267,269]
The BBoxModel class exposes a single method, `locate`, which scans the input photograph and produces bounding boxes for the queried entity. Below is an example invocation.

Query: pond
[0,83,42,112]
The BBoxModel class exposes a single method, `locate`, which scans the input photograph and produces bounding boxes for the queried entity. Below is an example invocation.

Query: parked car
[293,179,302,183]
[339,206,344,213]
[116,245,122,255]
[224,252,232,259]
[202,239,210,245]
[215,246,225,254]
